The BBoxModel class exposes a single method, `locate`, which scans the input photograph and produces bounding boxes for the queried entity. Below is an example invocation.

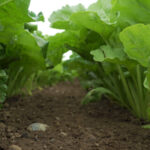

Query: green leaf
[47,29,102,65]
[47,31,80,65]
[6,31,45,67]
[91,45,126,63]
[6,31,45,96]
[88,0,116,24]
[137,0,150,10]
[71,11,114,38]
[33,32,49,58]
[49,4,85,29]
[0,0,33,44]
[0,0,32,24]
[0,0,46,97]
[112,0,150,28]
[120,24,150,67]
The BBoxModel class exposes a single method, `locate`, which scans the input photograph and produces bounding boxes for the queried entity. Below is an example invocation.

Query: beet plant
[0,0,46,102]
[47,0,150,121]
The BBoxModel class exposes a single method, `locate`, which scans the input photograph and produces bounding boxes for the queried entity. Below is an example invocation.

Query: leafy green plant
[35,63,75,87]
[0,0,46,99]
[48,0,150,121]
[1,0,150,123]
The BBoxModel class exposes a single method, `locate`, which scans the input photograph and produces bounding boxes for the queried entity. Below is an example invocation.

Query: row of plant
[47,0,150,122]
[0,0,75,108]
[1,0,150,124]
[0,0,45,102]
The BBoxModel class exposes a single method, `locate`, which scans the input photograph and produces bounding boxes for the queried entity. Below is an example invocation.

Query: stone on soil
[27,123,49,131]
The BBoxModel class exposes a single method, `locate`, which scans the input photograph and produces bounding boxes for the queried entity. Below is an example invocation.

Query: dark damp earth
[0,80,150,150]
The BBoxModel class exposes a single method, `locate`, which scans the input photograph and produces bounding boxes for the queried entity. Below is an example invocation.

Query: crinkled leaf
[91,45,126,63]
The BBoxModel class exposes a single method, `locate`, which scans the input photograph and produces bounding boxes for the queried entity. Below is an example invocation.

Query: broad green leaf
[112,0,150,28]
[0,0,32,24]
[71,11,114,38]
[8,30,45,71]
[88,0,116,24]
[6,31,45,96]
[47,29,104,65]
[0,0,33,43]
[137,0,150,10]
[47,31,80,65]
[49,4,85,29]
[6,31,44,65]
[0,0,43,44]
[0,0,45,97]
[120,24,150,67]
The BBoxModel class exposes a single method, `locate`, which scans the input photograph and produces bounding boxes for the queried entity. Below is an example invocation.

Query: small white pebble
[27,123,49,132]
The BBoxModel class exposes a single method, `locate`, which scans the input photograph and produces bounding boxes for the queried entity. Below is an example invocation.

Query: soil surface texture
[0,80,150,150]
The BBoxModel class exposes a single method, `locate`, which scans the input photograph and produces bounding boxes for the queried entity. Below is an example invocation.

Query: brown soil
[0,80,150,150]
